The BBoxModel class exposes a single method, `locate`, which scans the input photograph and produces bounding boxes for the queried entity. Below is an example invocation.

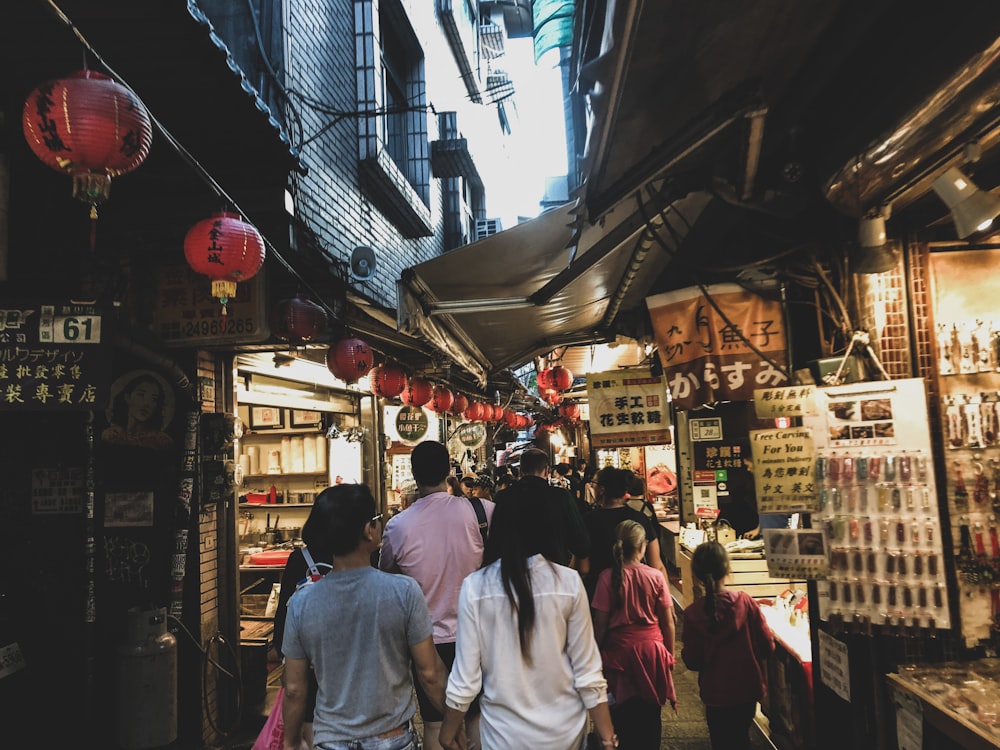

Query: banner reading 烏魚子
[645,283,789,411]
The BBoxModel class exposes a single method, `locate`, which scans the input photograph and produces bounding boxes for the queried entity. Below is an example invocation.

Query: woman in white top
[439,487,618,750]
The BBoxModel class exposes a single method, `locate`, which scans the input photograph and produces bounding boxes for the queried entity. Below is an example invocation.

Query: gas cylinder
[116,606,177,749]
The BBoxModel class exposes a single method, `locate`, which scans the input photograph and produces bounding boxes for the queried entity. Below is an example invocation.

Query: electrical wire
[167,614,243,739]
[634,188,793,380]
[41,0,430,372]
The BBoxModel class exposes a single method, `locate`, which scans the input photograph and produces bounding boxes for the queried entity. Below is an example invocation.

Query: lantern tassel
[89,206,98,253]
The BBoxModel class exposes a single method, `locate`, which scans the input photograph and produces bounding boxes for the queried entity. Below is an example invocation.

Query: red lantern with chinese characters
[402,377,433,407]
[22,69,152,218]
[504,410,520,428]
[430,385,454,413]
[488,404,502,421]
[463,401,485,421]
[370,363,407,398]
[326,336,372,384]
[184,212,265,314]
[559,401,581,421]
[549,365,573,391]
[271,293,326,345]
[450,393,469,415]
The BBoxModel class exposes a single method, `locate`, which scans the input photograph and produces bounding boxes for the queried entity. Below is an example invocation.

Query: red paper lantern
[462,401,482,421]
[559,401,581,421]
[542,388,562,405]
[537,367,553,391]
[487,404,501,421]
[22,69,152,215]
[271,293,326,345]
[430,385,454,413]
[550,365,573,391]
[184,212,265,314]
[402,377,433,407]
[450,393,469,415]
[370,363,407,398]
[504,410,520,428]
[326,336,372,384]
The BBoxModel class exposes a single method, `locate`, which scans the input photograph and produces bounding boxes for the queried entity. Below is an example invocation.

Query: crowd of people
[272,440,774,750]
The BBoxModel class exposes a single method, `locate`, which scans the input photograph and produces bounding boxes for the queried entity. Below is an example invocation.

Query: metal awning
[397,191,711,384]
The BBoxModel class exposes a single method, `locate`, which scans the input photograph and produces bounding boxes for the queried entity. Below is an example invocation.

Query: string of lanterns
[19,64,583,428]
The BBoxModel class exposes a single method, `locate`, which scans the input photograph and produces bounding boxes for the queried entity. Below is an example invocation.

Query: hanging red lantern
[488,404,503,421]
[537,368,553,392]
[326,336,372,384]
[271,293,327,345]
[559,401,581,421]
[401,377,433,408]
[463,401,485,421]
[370,363,407,398]
[550,365,573,391]
[183,212,265,315]
[22,69,152,222]
[430,385,454,413]
[450,393,469,415]
[542,388,563,405]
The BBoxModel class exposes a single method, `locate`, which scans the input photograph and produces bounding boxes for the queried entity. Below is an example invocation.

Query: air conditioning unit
[476,218,502,240]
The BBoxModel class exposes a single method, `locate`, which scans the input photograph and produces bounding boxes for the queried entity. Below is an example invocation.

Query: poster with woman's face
[101,369,175,450]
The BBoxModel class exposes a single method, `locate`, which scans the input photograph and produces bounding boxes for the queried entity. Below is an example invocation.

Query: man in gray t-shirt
[282,484,451,749]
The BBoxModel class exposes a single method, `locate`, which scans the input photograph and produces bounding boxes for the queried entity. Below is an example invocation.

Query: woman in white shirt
[439,487,618,750]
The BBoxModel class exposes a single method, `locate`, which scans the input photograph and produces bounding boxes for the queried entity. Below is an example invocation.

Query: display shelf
[888,660,1000,750]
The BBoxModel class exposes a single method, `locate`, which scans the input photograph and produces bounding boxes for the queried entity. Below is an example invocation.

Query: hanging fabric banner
[645,283,789,411]
[585,367,671,448]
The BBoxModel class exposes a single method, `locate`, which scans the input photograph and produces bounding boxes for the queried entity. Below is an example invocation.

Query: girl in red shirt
[592,520,676,749]
[681,541,774,750]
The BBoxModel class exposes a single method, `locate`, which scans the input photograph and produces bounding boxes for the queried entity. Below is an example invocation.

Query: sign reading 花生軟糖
[0,302,111,411]
[645,283,789,411]
[585,368,670,448]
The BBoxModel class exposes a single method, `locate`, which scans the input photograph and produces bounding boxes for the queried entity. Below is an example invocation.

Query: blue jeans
[316,721,419,750]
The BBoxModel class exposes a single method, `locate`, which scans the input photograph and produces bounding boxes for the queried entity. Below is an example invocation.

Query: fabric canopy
[397,193,712,385]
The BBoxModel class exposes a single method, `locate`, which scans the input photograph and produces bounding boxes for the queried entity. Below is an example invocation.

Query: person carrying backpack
[272,501,335,748]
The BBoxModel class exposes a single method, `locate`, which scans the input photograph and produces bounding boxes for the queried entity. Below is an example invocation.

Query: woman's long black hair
[482,486,561,661]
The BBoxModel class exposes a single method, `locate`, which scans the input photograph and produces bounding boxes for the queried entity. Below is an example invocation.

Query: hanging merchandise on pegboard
[801,378,951,634]
[929,248,1000,646]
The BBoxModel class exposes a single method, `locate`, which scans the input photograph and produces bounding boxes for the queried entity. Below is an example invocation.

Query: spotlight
[850,208,900,274]
[931,166,1000,239]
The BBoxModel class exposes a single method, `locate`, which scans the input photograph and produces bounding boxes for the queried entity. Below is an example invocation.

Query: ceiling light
[931,166,1000,239]
[851,208,900,274]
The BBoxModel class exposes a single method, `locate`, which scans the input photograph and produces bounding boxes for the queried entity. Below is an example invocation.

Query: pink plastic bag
[252,688,287,750]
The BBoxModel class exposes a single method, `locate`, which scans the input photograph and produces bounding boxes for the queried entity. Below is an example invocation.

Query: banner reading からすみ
[645,283,789,411]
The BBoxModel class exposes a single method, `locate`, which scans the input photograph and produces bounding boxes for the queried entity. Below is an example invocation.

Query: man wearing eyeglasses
[281,483,448,750]
[379,440,495,750]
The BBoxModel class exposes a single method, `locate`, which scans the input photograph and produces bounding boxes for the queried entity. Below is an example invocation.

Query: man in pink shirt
[379,440,495,750]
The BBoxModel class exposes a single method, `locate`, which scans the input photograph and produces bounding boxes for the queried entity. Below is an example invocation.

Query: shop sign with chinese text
[0,302,111,411]
[456,421,486,449]
[749,427,818,513]
[154,265,269,346]
[585,368,670,448]
[646,283,789,410]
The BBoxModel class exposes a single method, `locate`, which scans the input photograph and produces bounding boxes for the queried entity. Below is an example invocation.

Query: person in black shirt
[493,448,589,568]
[580,467,669,600]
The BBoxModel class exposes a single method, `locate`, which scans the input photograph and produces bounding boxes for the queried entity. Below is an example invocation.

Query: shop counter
[677,543,806,609]
[887,660,1000,750]
[759,604,814,750]
[659,519,680,570]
